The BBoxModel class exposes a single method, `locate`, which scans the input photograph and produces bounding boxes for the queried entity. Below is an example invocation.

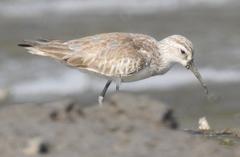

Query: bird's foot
[98,96,104,106]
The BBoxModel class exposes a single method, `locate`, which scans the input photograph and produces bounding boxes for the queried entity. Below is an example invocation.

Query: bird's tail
[18,39,70,60]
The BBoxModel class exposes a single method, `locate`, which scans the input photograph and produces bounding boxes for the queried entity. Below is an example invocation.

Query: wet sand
[41,81,240,130]
[0,4,240,155]
[0,93,239,156]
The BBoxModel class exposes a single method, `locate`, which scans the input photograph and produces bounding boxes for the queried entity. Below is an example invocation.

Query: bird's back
[18,32,159,78]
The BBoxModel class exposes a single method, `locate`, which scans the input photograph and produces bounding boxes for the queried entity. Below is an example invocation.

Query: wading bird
[18,33,208,104]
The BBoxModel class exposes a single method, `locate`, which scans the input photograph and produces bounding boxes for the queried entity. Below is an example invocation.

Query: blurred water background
[1,0,240,128]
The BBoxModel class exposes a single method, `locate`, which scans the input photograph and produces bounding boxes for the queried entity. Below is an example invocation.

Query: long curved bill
[186,60,209,95]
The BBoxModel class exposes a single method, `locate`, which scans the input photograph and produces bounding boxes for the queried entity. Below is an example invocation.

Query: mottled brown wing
[18,40,71,60]
[63,33,159,77]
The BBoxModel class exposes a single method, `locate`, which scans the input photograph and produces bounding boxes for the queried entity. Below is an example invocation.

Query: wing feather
[19,33,159,77]
[63,33,158,77]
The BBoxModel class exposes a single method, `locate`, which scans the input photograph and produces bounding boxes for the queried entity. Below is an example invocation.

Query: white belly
[121,65,171,82]
[121,67,155,82]
[79,65,170,83]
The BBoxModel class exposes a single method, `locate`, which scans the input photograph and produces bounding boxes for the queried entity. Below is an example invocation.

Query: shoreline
[0,93,239,156]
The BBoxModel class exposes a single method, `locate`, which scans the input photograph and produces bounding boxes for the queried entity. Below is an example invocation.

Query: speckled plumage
[21,33,161,80]
[19,32,208,104]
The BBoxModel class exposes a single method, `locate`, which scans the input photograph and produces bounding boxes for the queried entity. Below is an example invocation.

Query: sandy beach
[0,1,240,156]
[0,93,239,157]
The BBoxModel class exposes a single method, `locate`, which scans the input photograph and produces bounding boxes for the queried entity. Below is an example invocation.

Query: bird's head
[159,35,208,94]
[159,35,193,68]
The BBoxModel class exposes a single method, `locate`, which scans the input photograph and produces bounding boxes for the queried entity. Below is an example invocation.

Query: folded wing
[19,33,159,77]
[63,33,158,77]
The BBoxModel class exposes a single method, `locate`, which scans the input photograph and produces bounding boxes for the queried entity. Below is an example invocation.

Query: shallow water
[0,1,240,130]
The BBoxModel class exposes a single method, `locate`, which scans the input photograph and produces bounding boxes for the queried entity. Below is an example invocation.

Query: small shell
[198,117,211,130]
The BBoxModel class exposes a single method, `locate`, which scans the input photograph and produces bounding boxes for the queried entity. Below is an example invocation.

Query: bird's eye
[181,49,186,55]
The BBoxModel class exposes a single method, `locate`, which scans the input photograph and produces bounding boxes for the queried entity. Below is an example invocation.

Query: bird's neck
[151,42,176,75]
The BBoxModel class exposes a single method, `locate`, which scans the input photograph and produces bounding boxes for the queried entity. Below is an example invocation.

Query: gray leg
[116,78,121,92]
[116,84,120,91]
[98,80,112,105]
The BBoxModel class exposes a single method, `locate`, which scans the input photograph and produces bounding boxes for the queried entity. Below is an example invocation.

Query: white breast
[121,63,172,82]
[121,67,154,82]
